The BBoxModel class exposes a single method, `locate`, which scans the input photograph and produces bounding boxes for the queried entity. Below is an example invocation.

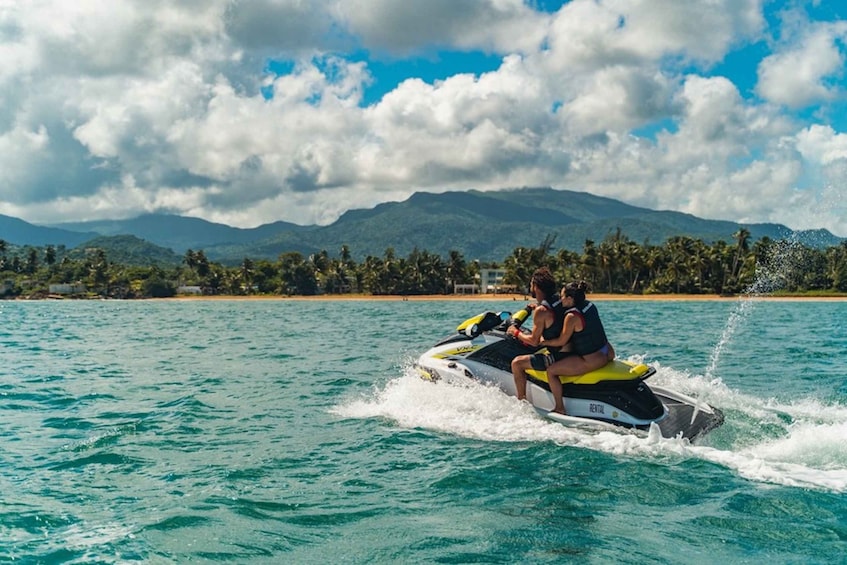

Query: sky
[2,1,847,236]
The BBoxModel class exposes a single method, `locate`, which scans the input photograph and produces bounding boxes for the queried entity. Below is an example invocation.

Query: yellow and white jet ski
[415,310,723,441]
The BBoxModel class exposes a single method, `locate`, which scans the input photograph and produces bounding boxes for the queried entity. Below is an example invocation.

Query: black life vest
[566,301,608,356]
[540,294,566,350]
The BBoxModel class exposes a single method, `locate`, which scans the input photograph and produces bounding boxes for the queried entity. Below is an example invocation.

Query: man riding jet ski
[415,308,724,441]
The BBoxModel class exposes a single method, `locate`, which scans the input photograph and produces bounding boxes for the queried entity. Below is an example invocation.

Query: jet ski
[415,309,724,441]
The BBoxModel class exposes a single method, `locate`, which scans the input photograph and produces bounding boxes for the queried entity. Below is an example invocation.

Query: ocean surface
[1,297,845,563]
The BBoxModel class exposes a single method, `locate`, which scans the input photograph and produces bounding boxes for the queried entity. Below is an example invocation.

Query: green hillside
[0,213,96,247]
[67,235,182,266]
[204,188,844,262]
[53,214,300,251]
[3,187,844,264]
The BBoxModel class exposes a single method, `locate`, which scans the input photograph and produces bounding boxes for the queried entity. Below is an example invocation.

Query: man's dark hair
[531,267,556,298]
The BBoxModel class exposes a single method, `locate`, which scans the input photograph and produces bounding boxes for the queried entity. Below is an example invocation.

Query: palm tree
[711,240,732,294]
[621,241,645,293]
[239,257,254,294]
[643,245,663,287]
[503,246,532,290]
[25,248,39,275]
[579,239,598,287]
[447,250,468,292]
[663,236,692,294]
[419,249,447,294]
[406,247,424,293]
[827,242,847,291]
[551,248,578,286]
[730,228,751,288]
[278,251,318,295]
[597,236,617,292]
[183,249,198,273]
[687,240,709,293]
[88,249,109,295]
[337,245,356,293]
[0,239,6,272]
[382,247,401,294]
[44,245,56,268]
[359,255,383,294]
[195,250,210,280]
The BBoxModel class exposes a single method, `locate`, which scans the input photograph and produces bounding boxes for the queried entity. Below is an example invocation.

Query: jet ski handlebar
[508,306,532,329]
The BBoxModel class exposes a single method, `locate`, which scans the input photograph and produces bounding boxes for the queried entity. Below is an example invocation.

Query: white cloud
[0,0,845,240]
[537,74,803,229]
[8,0,228,77]
[0,123,49,198]
[336,0,547,54]
[669,76,753,160]
[790,124,847,232]
[757,21,847,107]
[795,124,847,164]
[545,0,764,71]
[225,0,335,53]
[557,66,676,134]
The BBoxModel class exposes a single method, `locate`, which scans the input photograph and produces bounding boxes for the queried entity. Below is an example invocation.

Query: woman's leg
[546,352,611,414]
[547,370,565,414]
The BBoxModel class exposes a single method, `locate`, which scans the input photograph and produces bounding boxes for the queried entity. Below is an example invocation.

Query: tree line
[1,228,846,299]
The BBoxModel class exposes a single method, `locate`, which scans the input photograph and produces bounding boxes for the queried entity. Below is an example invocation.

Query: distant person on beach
[507,267,567,401]
[541,281,615,415]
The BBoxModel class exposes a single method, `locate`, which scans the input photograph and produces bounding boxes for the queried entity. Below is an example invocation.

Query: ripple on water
[1,299,846,563]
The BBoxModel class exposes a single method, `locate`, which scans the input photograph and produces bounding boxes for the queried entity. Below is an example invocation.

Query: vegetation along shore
[1,228,846,300]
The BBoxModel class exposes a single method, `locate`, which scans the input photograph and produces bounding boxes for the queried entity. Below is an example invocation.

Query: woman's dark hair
[563,280,589,306]
[531,267,556,298]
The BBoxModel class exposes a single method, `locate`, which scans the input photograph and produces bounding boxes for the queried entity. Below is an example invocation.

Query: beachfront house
[453,282,479,294]
[479,268,516,294]
[49,283,87,295]
[177,285,203,295]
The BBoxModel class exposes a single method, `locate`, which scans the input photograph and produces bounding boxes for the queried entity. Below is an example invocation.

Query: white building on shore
[479,268,516,294]
[48,283,87,295]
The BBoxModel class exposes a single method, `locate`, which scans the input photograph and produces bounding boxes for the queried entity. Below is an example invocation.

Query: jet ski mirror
[477,311,504,332]
[458,311,509,338]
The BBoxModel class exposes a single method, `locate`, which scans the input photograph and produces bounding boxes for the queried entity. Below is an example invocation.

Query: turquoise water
[1,298,846,563]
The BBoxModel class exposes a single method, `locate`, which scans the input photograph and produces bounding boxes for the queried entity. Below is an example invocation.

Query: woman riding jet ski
[415,308,724,441]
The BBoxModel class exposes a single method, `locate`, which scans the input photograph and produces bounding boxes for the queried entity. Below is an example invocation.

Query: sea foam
[334,361,847,493]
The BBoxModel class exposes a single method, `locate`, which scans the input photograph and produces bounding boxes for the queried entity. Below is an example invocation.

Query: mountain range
[1,187,843,264]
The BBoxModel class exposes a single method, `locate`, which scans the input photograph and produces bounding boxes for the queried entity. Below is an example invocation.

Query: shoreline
[157,292,847,302]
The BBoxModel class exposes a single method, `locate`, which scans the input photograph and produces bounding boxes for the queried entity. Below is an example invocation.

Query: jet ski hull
[416,313,724,441]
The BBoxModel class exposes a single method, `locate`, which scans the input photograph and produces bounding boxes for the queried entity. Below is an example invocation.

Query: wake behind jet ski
[415,309,724,441]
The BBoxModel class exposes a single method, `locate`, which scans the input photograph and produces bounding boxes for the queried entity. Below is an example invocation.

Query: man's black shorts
[529,352,557,371]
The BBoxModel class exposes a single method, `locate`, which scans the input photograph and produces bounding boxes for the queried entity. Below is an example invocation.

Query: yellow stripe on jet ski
[528,359,652,385]
[432,345,483,359]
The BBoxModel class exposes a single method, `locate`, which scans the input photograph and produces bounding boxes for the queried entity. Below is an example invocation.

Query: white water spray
[704,298,754,381]
[704,236,806,380]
